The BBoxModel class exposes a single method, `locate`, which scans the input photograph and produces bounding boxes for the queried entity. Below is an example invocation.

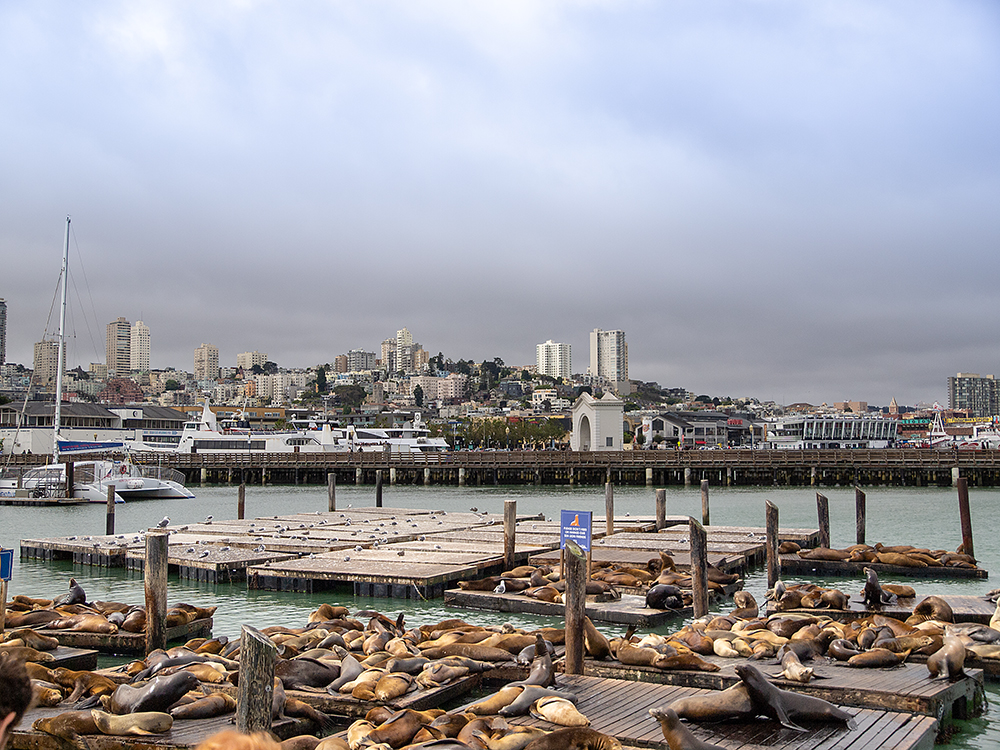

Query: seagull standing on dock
[156,517,170,528]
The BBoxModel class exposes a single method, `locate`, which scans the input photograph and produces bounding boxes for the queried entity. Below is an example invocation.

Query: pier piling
[327,473,336,512]
[816,492,830,548]
[688,518,709,618]
[376,470,383,508]
[655,489,666,530]
[105,484,116,536]
[855,486,867,545]
[765,500,780,588]
[238,483,246,520]
[237,624,277,734]
[957,477,975,558]
[563,540,587,675]
[503,499,516,571]
[144,529,169,654]
[605,483,614,536]
[700,479,710,526]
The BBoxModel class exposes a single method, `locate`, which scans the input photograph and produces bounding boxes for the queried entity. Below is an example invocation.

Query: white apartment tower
[237,351,268,370]
[589,328,628,384]
[106,317,131,376]
[33,339,64,392]
[194,343,220,381]
[130,320,150,371]
[396,327,413,373]
[536,340,572,380]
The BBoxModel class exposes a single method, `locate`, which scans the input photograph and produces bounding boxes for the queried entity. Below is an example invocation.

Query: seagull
[494,580,507,594]
[186,547,195,553]
[254,545,265,552]
[156,516,170,528]
[397,550,405,556]
[343,555,351,561]
[204,516,213,524]
[219,546,231,552]
[198,550,210,558]
[470,507,478,512]
[354,545,363,551]
[418,535,426,541]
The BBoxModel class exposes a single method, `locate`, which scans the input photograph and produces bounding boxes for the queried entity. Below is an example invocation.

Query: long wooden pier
[5,446,991,487]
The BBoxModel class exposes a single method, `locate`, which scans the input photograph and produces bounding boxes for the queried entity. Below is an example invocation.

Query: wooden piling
[504,499,516,571]
[957,477,975,558]
[855,486,866,545]
[0,578,7,637]
[236,624,277,734]
[376,471,383,508]
[605,483,614,536]
[238,483,246,520]
[688,518,709,618]
[105,484,116,536]
[563,540,587,675]
[144,529,169,654]
[327,473,336,512]
[655,489,666,530]
[816,492,830,548]
[700,479,710,526]
[765,500,780,588]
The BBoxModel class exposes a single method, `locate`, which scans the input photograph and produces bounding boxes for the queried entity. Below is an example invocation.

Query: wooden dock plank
[31,618,213,656]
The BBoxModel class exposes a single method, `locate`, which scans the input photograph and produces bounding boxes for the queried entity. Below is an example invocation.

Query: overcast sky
[2,1,998,407]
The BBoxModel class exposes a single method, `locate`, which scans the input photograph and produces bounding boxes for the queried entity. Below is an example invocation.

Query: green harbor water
[1,482,996,747]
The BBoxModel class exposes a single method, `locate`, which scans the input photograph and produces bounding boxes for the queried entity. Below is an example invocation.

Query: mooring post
[700,479,710,526]
[376,470,383,508]
[327,473,336,512]
[688,518,709,618]
[957,477,975,558]
[65,461,74,498]
[563,540,588,675]
[855,486,866,545]
[105,484,116,536]
[236,624,277,734]
[238,483,246,520]
[765,500,780,588]
[144,529,169,654]
[605,482,614,536]
[816,492,830,548]
[0,578,8,637]
[655,489,666,530]
[504,499,517,571]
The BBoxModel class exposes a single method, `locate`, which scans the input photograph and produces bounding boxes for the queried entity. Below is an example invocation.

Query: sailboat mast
[53,216,70,463]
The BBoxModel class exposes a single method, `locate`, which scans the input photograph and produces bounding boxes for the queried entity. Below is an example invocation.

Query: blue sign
[0,548,12,581]
[560,510,592,552]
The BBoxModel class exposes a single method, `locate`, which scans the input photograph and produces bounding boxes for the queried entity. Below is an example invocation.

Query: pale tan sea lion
[91,710,173,735]
[530,696,589,726]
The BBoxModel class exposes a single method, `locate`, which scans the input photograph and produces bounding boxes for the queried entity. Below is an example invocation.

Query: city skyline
[2,3,998,406]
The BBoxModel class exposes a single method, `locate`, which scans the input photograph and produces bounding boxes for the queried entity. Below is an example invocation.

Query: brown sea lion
[499,686,579,717]
[467,686,525,715]
[458,577,503,591]
[107,671,201,714]
[847,647,911,668]
[778,541,801,554]
[511,634,555,687]
[32,682,65,707]
[669,683,755,723]
[734,664,856,731]
[910,596,954,623]
[280,737,320,750]
[522,726,622,750]
[0,646,54,663]
[53,668,118,703]
[798,547,852,561]
[33,710,100,743]
[5,610,62,628]
[582,616,612,660]
[422,643,515,662]
[3,629,59,651]
[310,603,351,622]
[373,672,414,701]
[876,552,927,568]
[649,707,725,750]
[927,636,966,680]
[882,584,916,598]
[46,613,118,634]
[730,591,759,619]
[90,710,173,735]
[169,693,236,719]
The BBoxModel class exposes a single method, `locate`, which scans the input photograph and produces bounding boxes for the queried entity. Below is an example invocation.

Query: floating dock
[31,618,213,656]
[780,553,988,579]
[472,673,939,750]
[765,594,996,624]
[444,588,687,627]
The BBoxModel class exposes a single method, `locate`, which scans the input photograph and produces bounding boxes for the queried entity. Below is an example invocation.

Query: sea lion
[515,640,555,665]
[582,617,612,660]
[365,709,429,747]
[669,683,755,722]
[730,591,758,619]
[90,709,173,735]
[416,662,470,689]
[649,707,725,750]
[280,737,321,750]
[499,686,579,717]
[530,696,589,726]
[862,568,892,609]
[33,710,100,744]
[423,643,515,662]
[910,596,954,623]
[373,672,414,701]
[510,634,555,687]
[310,603,351,622]
[283,697,337,732]
[876,552,927,568]
[346,719,375,749]
[32,682,65,707]
[772,645,815,683]
[646,584,685,610]
[53,578,87,607]
[826,639,861,661]
[169,693,236,719]
[847,648,910,668]
[468,685,525,715]
[798,547,852,561]
[53,668,118,703]
[276,657,340,690]
[0,645,54,663]
[107,670,201,714]
[46,613,118,634]
[734,664,856,731]
[522,726,622,750]
[927,636,966,680]
[3,628,60,651]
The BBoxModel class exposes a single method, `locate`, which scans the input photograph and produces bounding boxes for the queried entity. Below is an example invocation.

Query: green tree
[413,384,424,407]
[165,379,181,391]
[334,384,366,409]
[315,366,327,393]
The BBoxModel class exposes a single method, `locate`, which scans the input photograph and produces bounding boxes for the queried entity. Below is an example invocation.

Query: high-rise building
[347,349,376,371]
[130,320,150,371]
[194,343,220,381]
[33,339,64,393]
[589,329,628,384]
[948,373,998,418]
[106,317,131,376]
[0,298,6,364]
[236,351,268,370]
[396,328,414,373]
[381,338,397,373]
[536,340,572,380]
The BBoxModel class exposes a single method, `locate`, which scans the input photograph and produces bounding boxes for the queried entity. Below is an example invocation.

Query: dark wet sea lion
[108,671,201,714]
[734,663,856,731]
[169,693,236,719]
[862,567,891,609]
[53,578,87,607]
[910,596,955,623]
[5,610,63,628]
[649,707,725,750]
[511,633,555,687]
[326,653,364,692]
[927,636,966,680]
[522,726,622,750]
[275,656,340,690]
[499,685,578,717]
[646,584,684,610]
